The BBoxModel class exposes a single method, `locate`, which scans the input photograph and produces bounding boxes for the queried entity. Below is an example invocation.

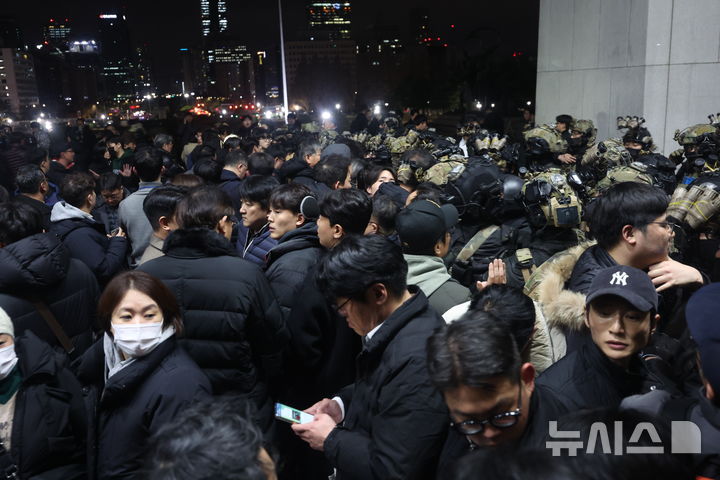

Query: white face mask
[111,322,165,358]
[0,344,18,380]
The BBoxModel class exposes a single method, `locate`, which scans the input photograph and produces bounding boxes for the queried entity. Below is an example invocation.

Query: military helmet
[570,119,597,145]
[673,123,718,147]
[444,156,503,222]
[521,169,582,229]
[622,126,653,150]
[594,162,656,193]
[523,125,568,154]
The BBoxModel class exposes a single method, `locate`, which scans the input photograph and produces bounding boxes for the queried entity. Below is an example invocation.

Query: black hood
[0,233,70,291]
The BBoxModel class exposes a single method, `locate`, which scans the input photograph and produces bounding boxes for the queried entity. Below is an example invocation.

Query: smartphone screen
[275,403,314,424]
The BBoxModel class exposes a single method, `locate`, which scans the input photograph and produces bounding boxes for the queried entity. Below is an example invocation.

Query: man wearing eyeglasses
[291,235,448,480]
[426,314,575,476]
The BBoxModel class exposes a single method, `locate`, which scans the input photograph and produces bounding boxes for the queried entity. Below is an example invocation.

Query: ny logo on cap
[610,271,629,286]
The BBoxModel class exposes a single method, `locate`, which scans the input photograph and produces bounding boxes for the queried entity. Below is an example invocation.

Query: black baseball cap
[686,283,720,393]
[585,265,658,312]
[396,199,458,255]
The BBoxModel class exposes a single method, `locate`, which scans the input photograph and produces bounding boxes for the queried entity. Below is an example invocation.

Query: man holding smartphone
[291,235,448,480]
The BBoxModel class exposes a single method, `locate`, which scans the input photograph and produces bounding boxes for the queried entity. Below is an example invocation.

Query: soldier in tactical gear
[444,157,533,288]
[673,122,720,184]
[618,116,654,159]
[522,125,569,171]
[499,170,585,289]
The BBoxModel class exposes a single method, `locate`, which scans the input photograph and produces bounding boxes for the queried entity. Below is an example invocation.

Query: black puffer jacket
[0,233,99,358]
[9,331,88,479]
[277,157,314,185]
[566,244,616,294]
[324,290,449,480]
[49,206,127,285]
[264,222,322,318]
[537,340,666,409]
[76,336,211,480]
[137,228,288,426]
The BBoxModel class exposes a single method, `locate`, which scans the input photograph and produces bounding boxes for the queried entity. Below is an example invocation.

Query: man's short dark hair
[60,173,95,208]
[427,313,521,391]
[414,114,428,125]
[98,172,122,192]
[317,234,407,301]
[238,175,279,211]
[269,183,313,214]
[134,147,164,182]
[371,195,399,235]
[319,188,372,235]
[556,114,573,125]
[241,138,259,156]
[25,147,48,167]
[247,152,274,176]
[314,154,351,189]
[222,149,248,168]
[175,186,235,230]
[143,185,188,231]
[470,285,536,352]
[0,202,44,245]
[145,396,270,480]
[589,182,669,250]
[410,182,443,204]
[194,159,223,184]
[15,165,45,194]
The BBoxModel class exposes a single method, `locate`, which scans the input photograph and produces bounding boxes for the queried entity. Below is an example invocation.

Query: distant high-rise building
[206,41,253,98]
[410,8,431,45]
[307,2,352,41]
[98,13,135,99]
[200,0,228,37]
[0,16,23,48]
[179,47,206,95]
[44,18,72,47]
[253,51,267,105]
[0,48,39,114]
[135,45,155,96]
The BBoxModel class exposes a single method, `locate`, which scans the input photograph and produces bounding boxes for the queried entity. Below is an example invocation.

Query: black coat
[76,336,211,480]
[537,340,656,409]
[264,222,322,319]
[49,215,128,285]
[10,331,88,479]
[137,228,288,425]
[219,169,244,214]
[277,157,314,185]
[281,263,361,408]
[324,290,449,480]
[0,233,99,358]
[566,244,615,294]
[11,195,52,232]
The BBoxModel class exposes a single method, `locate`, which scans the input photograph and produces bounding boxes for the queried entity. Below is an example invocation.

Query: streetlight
[321,111,332,121]
[335,103,341,110]
[526,101,532,106]
[476,102,482,109]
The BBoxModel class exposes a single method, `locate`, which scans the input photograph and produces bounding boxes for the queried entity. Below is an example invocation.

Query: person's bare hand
[119,164,133,177]
[477,259,507,291]
[648,259,703,292]
[558,153,576,164]
[108,227,126,239]
[305,398,343,424]
[291,413,337,451]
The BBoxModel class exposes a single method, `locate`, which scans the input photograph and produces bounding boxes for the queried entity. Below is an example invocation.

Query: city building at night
[0,48,40,114]
[43,18,72,48]
[98,13,136,100]
[307,2,352,41]
[200,0,228,37]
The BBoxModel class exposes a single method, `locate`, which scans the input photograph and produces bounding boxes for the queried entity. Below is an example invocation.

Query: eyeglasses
[648,221,676,231]
[333,297,352,313]
[450,384,523,435]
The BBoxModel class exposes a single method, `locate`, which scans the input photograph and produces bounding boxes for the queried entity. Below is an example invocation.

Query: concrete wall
[536,0,720,155]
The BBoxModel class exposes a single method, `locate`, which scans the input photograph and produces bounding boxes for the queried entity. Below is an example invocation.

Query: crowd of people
[0,106,718,479]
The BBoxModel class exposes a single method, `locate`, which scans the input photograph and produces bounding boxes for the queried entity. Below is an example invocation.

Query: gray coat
[118,181,162,267]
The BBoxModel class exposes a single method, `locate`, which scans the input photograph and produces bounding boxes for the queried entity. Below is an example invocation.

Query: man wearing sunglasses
[426,314,575,476]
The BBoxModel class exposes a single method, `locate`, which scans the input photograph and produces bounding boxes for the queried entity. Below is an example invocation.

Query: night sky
[2,0,539,92]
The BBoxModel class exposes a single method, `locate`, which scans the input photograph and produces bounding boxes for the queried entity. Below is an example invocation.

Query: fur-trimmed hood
[524,241,596,332]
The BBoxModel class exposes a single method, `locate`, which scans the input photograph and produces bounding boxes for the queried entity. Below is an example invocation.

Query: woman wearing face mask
[0,307,88,478]
[76,271,211,480]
